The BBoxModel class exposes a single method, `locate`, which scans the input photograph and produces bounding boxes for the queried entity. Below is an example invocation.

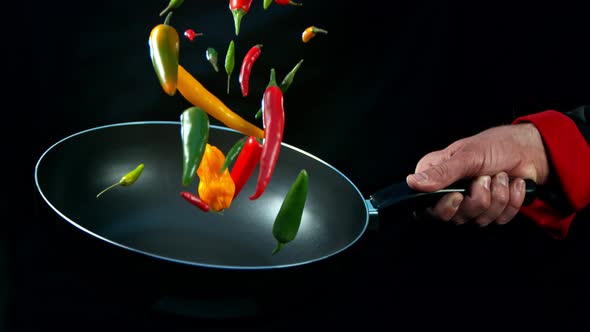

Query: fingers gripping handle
[369,179,537,211]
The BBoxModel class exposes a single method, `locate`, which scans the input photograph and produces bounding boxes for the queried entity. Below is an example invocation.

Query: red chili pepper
[230,136,263,199]
[180,191,210,212]
[183,29,203,42]
[275,0,303,6]
[249,69,284,200]
[229,0,253,36]
[239,44,263,97]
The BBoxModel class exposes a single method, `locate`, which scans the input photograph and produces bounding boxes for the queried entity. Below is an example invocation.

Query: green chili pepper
[160,0,184,17]
[256,59,303,119]
[263,0,273,10]
[96,164,145,198]
[181,107,210,187]
[271,169,309,255]
[225,40,235,95]
[220,136,247,172]
[149,12,180,96]
[206,47,219,72]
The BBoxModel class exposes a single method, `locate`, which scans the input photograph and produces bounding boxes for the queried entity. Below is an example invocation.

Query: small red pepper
[183,29,203,42]
[230,136,263,199]
[275,0,302,6]
[180,191,210,212]
[239,44,263,97]
[249,69,285,200]
[229,0,253,36]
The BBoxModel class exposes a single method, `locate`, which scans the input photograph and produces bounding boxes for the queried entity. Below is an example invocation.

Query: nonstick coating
[35,122,368,270]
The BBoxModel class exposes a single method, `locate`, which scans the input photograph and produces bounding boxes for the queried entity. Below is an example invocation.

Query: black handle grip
[369,178,537,211]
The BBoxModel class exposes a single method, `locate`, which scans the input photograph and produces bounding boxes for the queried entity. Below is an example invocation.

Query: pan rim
[34,121,369,270]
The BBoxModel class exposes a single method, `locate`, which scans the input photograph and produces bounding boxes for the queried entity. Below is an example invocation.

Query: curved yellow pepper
[177,65,265,139]
[197,144,236,212]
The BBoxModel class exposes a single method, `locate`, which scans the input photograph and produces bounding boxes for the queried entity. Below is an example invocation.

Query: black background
[4,0,590,331]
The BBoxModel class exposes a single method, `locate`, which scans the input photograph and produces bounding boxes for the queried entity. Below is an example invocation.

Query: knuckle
[431,162,450,180]
[459,150,481,177]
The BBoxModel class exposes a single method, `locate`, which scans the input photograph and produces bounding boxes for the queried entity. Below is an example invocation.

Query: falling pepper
[225,40,236,94]
[96,164,145,198]
[181,107,210,187]
[197,144,236,212]
[177,64,264,139]
[149,12,180,96]
[239,44,263,97]
[229,0,253,36]
[272,169,309,255]
[180,191,210,212]
[220,136,248,172]
[255,59,303,119]
[249,68,285,200]
[301,26,328,43]
[274,0,303,6]
[230,136,263,199]
[206,47,219,72]
[183,29,203,42]
[160,0,184,17]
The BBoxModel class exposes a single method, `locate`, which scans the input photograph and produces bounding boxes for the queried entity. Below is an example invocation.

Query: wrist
[518,123,550,185]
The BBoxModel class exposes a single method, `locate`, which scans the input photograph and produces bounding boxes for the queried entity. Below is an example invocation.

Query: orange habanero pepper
[197,144,236,212]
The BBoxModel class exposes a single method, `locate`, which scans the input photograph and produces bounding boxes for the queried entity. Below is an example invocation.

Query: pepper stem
[231,9,245,36]
[267,68,277,88]
[96,182,122,198]
[160,5,173,17]
[272,242,285,255]
[227,74,231,94]
[289,1,303,6]
[312,27,328,35]
[163,12,173,25]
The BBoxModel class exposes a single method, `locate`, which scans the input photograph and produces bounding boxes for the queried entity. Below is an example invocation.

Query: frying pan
[34,122,537,270]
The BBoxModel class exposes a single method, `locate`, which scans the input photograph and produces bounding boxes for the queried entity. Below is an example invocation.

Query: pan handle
[368,178,537,212]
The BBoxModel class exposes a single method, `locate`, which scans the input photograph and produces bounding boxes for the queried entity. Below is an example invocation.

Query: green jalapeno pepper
[181,106,210,187]
[149,12,180,96]
[272,169,309,255]
[96,164,145,198]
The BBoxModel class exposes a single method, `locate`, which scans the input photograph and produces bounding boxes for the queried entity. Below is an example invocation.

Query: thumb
[406,151,476,192]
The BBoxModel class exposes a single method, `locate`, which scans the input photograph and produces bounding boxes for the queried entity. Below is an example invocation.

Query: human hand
[406,123,550,226]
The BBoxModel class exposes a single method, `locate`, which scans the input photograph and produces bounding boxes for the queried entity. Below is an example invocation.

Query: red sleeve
[512,110,590,240]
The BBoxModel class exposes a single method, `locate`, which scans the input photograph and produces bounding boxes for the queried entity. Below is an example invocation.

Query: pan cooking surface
[34,122,368,269]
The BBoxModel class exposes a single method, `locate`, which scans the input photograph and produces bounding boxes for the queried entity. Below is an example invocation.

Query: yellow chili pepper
[96,163,145,198]
[197,144,236,212]
[301,26,328,43]
[177,65,265,139]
